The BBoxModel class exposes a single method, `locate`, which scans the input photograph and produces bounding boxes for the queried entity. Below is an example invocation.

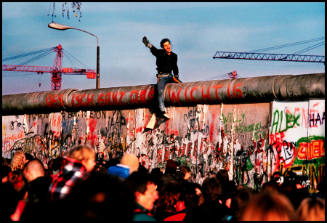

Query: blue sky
[2,2,325,95]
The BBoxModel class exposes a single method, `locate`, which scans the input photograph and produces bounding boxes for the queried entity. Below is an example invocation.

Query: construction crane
[213,37,325,64]
[2,44,96,91]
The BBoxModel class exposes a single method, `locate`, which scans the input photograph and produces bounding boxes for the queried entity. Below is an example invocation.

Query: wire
[249,37,324,53]
[18,50,54,66]
[62,48,91,68]
[2,47,54,62]
[292,41,325,55]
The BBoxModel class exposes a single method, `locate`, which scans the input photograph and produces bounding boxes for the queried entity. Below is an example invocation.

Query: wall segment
[2,73,325,192]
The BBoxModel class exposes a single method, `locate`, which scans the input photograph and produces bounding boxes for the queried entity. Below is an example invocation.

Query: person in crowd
[216,169,236,209]
[107,153,139,180]
[9,150,28,191]
[296,196,325,221]
[184,176,230,222]
[10,150,28,173]
[18,159,52,221]
[279,171,309,210]
[150,167,164,191]
[227,187,253,222]
[5,150,29,221]
[153,178,182,221]
[47,157,64,178]
[178,165,192,182]
[126,171,159,221]
[240,190,295,221]
[162,181,199,221]
[48,144,96,200]
[261,179,280,193]
[2,157,12,183]
[49,171,135,221]
[2,157,18,222]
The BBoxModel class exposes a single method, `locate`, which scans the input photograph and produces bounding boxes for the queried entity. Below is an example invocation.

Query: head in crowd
[201,177,222,202]
[216,169,229,183]
[48,157,64,175]
[10,150,27,171]
[53,172,134,222]
[230,187,253,221]
[178,165,191,181]
[67,145,96,172]
[182,181,203,209]
[262,180,280,193]
[2,157,12,183]
[120,153,139,174]
[126,171,159,211]
[23,159,45,182]
[24,153,34,163]
[296,196,325,221]
[165,159,178,175]
[153,179,183,220]
[240,191,295,221]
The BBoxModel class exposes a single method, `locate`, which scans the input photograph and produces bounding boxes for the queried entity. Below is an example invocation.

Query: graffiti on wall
[2,100,325,192]
[269,100,325,192]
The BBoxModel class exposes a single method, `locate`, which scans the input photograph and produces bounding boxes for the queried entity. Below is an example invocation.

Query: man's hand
[142,36,152,48]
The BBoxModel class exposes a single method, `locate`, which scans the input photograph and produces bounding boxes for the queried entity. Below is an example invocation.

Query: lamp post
[48,22,100,89]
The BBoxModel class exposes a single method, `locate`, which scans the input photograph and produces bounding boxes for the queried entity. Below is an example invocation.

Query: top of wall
[2,73,325,115]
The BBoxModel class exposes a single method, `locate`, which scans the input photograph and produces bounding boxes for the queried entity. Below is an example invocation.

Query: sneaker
[162,113,169,119]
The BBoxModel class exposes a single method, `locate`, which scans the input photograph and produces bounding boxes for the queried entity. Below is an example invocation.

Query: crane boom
[2,44,96,90]
[2,64,96,78]
[213,51,325,63]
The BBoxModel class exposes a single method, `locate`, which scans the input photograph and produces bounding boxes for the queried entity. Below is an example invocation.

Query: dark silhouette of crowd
[2,147,326,222]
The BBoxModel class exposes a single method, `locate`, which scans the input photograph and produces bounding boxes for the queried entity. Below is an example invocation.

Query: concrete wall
[2,73,325,192]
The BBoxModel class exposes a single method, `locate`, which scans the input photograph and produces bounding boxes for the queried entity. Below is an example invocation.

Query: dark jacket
[150,46,179,77]
[20,176,52,221]
[184,200,229,222]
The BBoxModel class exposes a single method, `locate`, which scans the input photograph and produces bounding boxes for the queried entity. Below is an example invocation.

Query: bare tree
[48,2,82,22]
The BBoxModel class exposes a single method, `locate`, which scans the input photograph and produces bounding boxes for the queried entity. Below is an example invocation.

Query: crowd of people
[2,145,325,222]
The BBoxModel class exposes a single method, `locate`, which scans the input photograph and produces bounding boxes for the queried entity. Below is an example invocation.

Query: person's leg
[157,76,171,114]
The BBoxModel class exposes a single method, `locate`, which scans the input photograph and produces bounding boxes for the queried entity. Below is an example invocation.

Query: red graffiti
[201,85,211,100]
[269,132,285,148]
[87,118,98,147]
[46,93,64,107]
[72,93,95,107]
[190,86,199,102]
[164,147,170,161]
[233,82,243,98]
[212,84,223,100]
[168,87,183,104]
[297,140,325,160]
[167,82,243,103]
[157,148,163,164]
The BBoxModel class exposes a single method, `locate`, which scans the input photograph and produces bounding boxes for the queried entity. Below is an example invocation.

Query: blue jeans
[157,74,175,113]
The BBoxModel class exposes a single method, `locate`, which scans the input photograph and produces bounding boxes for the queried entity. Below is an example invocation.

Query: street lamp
[48,22,100,89]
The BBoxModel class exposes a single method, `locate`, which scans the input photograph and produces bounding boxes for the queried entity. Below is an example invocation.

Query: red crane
[2,44,96,91]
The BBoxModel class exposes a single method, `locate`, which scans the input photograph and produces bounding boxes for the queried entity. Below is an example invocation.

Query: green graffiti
[271,109,301,133]
[246,157,253,171]
[222,112,265,140]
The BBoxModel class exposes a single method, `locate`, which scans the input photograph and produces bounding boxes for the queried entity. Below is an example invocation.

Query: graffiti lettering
[46,93,64,107]
[167,83,243,103]
[309,112,325,127]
